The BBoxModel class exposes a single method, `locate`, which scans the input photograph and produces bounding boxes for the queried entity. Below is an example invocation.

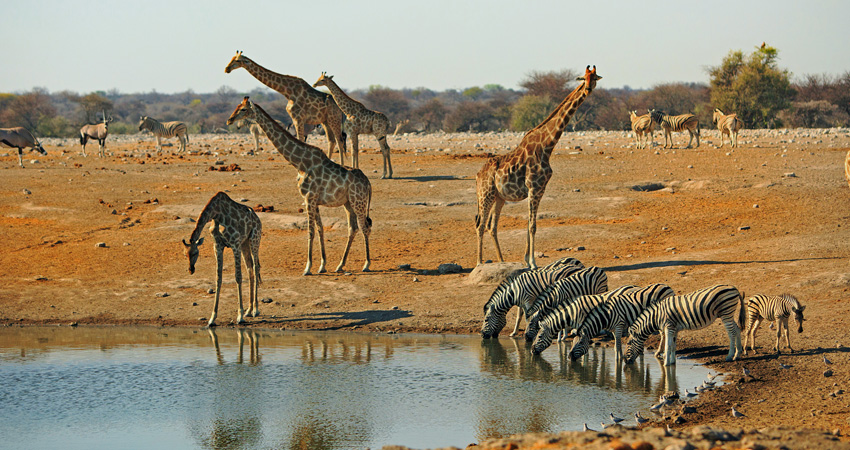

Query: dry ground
[2,127,850,444]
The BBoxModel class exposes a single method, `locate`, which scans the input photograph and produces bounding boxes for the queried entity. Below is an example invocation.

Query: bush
[510,95,555,131]
[778,101,850,128]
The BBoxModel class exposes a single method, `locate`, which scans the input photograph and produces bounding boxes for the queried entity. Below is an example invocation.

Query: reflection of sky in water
[0,327,712,450]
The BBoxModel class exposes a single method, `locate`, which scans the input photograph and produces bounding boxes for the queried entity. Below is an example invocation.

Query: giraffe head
[226,97,257,126]
[312,72,333,88]
[182,237,205,275]
[576,65,602,92]
[224,50,248,74]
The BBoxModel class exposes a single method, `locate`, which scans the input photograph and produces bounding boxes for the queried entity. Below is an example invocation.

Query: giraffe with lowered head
[475,65,601,269]
[227,97,372,275]
[183,191,262,327]
[313,72,394,179]
[225,51,348,165]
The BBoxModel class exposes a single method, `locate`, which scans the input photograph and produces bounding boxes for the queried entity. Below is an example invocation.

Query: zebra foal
[568,283,674,361]
[138,116,189,152]
[624,285,743,366]
[529,285,636,355]
[649,109,700,149]
[523,266,609,342]
[481,257,584,339]
[713,108,743,148]
[740,293,806,355]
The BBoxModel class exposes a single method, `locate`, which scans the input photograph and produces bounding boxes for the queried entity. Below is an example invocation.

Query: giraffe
[227,96,372,275]
[475,65,602,269]
[313,72,394,179]
[224,51,348,165]
[182,191,262,327]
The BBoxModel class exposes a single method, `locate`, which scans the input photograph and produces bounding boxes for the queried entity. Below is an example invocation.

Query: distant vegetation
[1,45,848,138]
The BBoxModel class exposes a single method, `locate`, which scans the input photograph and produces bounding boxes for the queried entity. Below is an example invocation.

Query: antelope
[0,127,47,168]
[80,111,114,157]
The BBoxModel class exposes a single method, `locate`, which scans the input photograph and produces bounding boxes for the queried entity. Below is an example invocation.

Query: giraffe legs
[209,239,225,327]
[336,203,358,273]
[232,248,246,324]
[475,188,497,266]
[378,135,393,179]
[350,134,360,170]
[524,192,543,270]
[304,199,327,275]
[241,242,258,318]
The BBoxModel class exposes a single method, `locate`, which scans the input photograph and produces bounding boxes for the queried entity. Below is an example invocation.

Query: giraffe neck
[321,79,361,115]
[241,57,308,99]
[190,192,225,242]
[250,103,324,172]
[526,83,591,150]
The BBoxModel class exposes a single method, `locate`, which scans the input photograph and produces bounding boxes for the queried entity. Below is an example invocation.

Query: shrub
[510,95,555,131]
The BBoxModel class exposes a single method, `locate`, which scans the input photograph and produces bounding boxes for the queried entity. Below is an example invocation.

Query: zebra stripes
[523,266,608,342]
[568,283,675,361]
[713,108,743,148]
[529,285,636,355]
[138,116,189,152]
[629,110,654,149]
[649,109,700,149]
[740,294,806,355]
[481,257,584,339]
[624,285,743,366]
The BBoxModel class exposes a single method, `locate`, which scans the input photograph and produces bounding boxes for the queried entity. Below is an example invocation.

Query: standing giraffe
[227,97,372,275]
[475,65,601,269]
[224,51,348,165]
[182,191,262,327]
[313,72,394,179]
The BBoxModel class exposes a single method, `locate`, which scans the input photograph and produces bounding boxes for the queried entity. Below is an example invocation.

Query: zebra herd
[481,257,807,366]
[628,108,743,150]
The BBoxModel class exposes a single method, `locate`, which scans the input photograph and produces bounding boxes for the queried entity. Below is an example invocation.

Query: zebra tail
[737,290,746,330]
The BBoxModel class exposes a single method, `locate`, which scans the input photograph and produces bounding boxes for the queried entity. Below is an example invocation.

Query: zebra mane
[781,293,801,309]
[628,301,663,341]
[482,271,525,313]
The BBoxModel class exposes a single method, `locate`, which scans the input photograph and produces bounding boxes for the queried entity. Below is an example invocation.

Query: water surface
[0,326,711,450]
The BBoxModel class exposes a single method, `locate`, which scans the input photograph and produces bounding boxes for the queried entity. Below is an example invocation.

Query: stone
[438,263,463,274]
[95,242,107,248]
[155,292,169,298]
[824,369,834,377]
[466,262,525,285]
[260,298,273,304]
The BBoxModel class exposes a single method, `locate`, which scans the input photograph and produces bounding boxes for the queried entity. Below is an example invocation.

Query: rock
[824,369,834,377]
[466,262,525,285]
[95,242,107,248]
[398,264,411,270]
[155,292,169,298]
[783,172,797,178]
[207,288,215,294]
[438,263,463,274]
[260,298,273,304]
[739,226,750,230]
[22,189,31,195]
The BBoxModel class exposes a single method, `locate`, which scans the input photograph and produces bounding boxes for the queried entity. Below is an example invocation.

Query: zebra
[649,109,700,149]
[712,108,743,148]
[740,293,806,355]
[568,284,675,361]
[529,285,636,355]
[79,112,113,157]
[523,266,608,342]
[481,257,585,339]
[235,118,263,153]
[629,110,654,149]
[624,285,743,366]
[138,116,189,152]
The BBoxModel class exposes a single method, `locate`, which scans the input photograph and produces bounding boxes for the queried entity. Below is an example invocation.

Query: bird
[634,413,648,425]
[609,413,625,424]
[742,366,752,377]
[706,372,719,382]
[601,421,617,429]
[695,385,706,394]
[823,354,833,365]
[649,401,664,412]
[703,379,716,387]
[685,389,698,398]
[731,406,746,418]
[583,423,595,432]
[779,362,793,369]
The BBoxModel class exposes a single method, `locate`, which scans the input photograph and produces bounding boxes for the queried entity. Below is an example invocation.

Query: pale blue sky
[7,0,849,94]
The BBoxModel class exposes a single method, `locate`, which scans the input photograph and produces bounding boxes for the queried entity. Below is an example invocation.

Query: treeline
[2,45,848,138]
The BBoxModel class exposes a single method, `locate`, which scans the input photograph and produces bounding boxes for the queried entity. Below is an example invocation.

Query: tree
[510,95,555,131]
[362,87,410,124]
[709,44,794,128]
[74,93,114,124]
[0,89,57,135]
[519,69,579,102]
[412,98,448,132]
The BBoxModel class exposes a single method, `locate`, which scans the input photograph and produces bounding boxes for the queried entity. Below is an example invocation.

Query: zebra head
[576,65,602,92]
[182,237,205,275]
[227,97,257,126]
[791,300,806,333]
[568,333,591,361]
[481,288,512,339]
[313,72,334,89]
[623,332,646,364]
[138,116,149,132]
[524,311,542,342]
[712,108,724,125]
[530,321,556,355]
[224,50,247,74]
[648,109,664,125]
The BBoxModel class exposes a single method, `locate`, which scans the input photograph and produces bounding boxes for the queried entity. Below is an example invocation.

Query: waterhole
[0,326,711,449]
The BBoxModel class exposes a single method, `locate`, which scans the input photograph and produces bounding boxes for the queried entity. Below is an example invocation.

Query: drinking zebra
[529,285,636,355]
[624,285,743,366]
[740,293,806,355]
[138,116,189,152]
[481,257,585,339]
[712,108,743,148]
[629,110,654,149]
[522,266,608,342]
[649,109,700,149]
[568,283,675,360]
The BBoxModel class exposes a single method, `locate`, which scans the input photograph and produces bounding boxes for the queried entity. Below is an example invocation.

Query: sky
[6,0,849,95]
